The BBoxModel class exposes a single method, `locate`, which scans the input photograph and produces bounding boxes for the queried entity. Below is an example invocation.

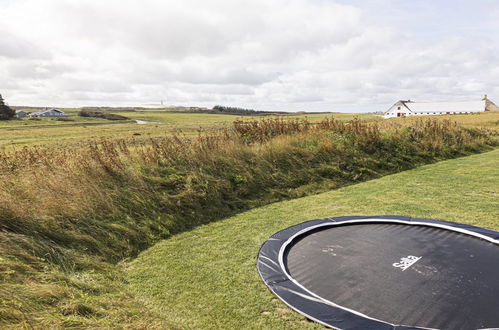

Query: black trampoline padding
[257,216,499,330]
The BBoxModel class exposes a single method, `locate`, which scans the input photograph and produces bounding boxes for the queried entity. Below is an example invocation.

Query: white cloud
[0,26,50,59]
[1,0,499,111]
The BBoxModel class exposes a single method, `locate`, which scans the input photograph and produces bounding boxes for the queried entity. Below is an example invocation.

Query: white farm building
[29,108,66,118]
[383,95,499,119]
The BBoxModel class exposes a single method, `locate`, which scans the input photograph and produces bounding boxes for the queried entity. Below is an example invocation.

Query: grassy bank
[0,117,497,327]
[128,148,499,329]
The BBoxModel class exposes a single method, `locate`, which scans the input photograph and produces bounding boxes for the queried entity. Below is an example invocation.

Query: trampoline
[257,216,499,330]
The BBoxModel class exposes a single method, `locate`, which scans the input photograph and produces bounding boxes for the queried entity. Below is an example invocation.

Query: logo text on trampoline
[393,256,422,271]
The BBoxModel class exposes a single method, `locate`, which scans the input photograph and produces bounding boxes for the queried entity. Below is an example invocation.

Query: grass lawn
[127,148,499,329]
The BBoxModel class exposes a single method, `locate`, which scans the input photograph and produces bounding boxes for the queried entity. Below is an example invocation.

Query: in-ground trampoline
[257,216,499,330]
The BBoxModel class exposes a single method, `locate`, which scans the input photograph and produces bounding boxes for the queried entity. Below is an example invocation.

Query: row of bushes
[0,118,496,326]
[78,110,130,120]
[212,105,275,115]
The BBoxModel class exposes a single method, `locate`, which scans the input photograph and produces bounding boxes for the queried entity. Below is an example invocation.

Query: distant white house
[29,108,67,118]
[383,95,499,119]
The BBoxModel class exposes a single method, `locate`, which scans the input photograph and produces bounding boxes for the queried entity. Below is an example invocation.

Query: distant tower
[161,100,164,105]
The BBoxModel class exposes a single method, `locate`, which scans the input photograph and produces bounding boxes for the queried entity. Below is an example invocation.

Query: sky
[1,0,499,112]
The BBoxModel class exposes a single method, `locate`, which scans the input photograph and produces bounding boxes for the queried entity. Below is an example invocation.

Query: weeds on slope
[0,117,496,327]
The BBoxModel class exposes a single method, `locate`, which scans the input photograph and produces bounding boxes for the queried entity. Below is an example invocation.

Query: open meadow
[0,108,380,149]
[0,111,498,328]
[2,109,498,150]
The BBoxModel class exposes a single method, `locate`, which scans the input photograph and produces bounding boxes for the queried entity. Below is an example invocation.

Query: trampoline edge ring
[256,215,499,330]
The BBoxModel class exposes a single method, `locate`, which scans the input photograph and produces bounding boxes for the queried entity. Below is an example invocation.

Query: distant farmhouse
[383,95,499,119]
[29,108,67,118]
[15,110,28,118]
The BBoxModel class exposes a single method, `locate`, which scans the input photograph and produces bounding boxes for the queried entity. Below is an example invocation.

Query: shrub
[79,110,129,120]
[213,105,268,115]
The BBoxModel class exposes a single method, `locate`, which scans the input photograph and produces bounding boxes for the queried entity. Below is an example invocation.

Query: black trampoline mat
[285,222,499,329]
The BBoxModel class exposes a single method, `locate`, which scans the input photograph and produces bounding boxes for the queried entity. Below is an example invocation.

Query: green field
[2,109,498,150]
[0,109,379,149]
[127,148,499,329]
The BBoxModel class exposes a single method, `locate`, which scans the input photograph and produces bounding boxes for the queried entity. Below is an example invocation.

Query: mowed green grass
[127,148,499,329]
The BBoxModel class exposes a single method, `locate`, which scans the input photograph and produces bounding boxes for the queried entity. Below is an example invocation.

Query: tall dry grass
[0,117,496,327]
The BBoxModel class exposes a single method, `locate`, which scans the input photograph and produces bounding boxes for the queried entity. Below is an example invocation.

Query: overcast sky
[2,0,499,112]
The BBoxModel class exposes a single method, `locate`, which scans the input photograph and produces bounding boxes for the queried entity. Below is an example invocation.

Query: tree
[0,94,15,120]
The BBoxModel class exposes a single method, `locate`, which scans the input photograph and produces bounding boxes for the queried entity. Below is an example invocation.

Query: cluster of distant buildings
[15,108,67,118]
[383,95,498,119]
